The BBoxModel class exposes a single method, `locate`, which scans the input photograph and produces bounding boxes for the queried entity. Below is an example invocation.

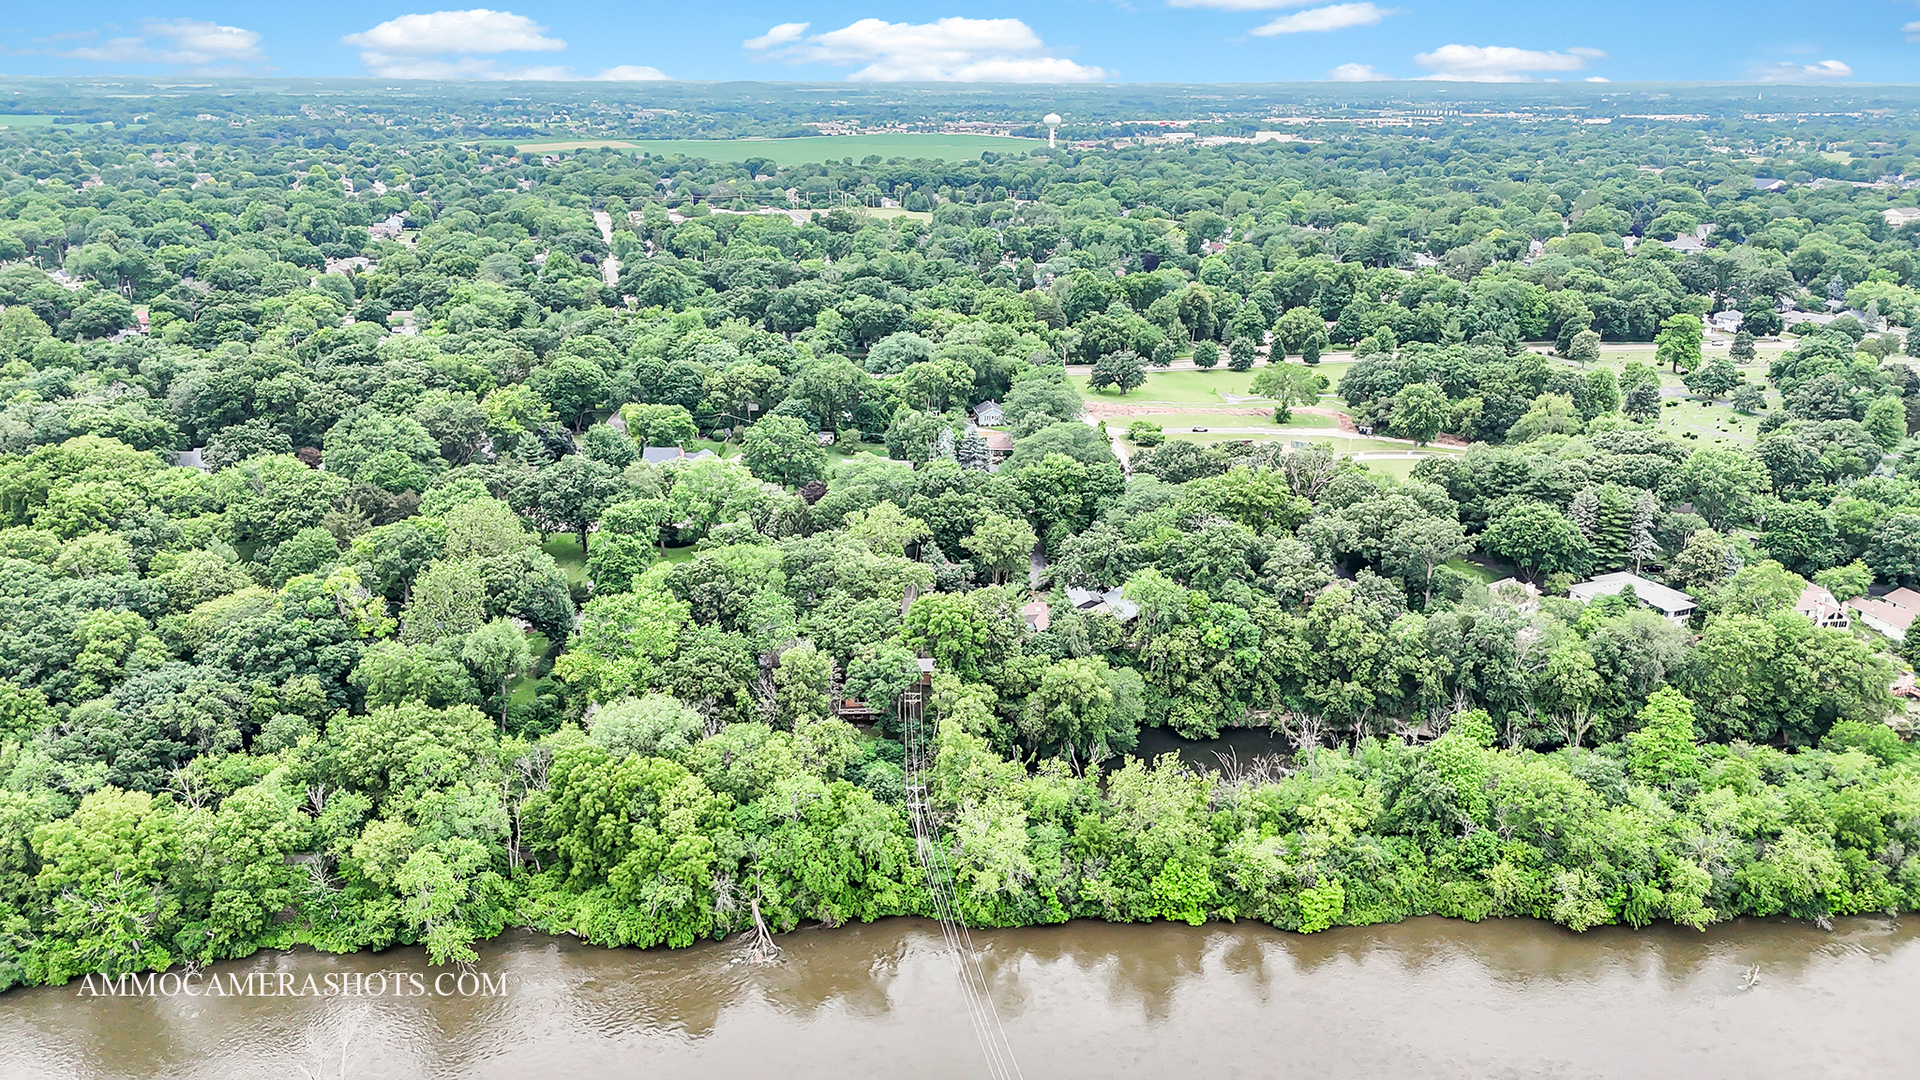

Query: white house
[1847,588,1920,642]
[970,401,1005,427]
[1794,584,1850,629]
[1567,572,1697,625]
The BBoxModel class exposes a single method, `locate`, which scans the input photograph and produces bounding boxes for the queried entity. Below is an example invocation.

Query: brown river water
[3,916,1916,1080]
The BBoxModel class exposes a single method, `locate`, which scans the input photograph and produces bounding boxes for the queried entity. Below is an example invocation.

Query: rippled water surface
[5,916,1917,1079]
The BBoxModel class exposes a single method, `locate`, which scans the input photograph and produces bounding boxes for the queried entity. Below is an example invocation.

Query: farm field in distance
[510,133,1045,165]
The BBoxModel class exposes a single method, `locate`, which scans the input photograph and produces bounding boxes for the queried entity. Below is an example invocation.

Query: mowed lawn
[1093,364,1348,406]
[1570,342,1783,448]
[1111,409,1337,432]
[515,134,1045,166]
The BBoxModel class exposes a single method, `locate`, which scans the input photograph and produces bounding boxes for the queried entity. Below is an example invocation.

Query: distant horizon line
[1,75,1919,90]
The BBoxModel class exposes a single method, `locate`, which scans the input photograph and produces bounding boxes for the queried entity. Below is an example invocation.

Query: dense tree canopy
[2,82,1920,992]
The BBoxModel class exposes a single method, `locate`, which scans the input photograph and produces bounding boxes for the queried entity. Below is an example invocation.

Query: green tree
[1814,560,1871,601]
[1683,357,1739,400]
[1583,367,1621,418]
[1623,381,1662,423]
[552,576,690,702]
[961,511,1037,585]
[1089,350,1147,395]
[1389,382,1449,446]
[588,693,706,759]
[1655,313,1703,375]
[1666,449,1765,530]
[1863,395,1906,450]
[1020,657,1125,767]
[1627,687,1702,786]
[742,415,828,488]
[531,356,610,432]
[1249,363,1327,424]
[1480,502,1590,580]
[1568,329,1602,365]
[1227,335,1258,371]
[461,618,533,728]
[535,454,618,554]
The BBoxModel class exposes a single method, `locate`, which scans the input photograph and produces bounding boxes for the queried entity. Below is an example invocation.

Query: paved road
[591,210,620,288]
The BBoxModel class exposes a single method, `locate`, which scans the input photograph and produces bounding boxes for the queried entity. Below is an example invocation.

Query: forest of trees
[1,86,1920,990]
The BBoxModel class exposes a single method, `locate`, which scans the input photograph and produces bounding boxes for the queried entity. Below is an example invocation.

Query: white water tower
[1044,113,1061,149]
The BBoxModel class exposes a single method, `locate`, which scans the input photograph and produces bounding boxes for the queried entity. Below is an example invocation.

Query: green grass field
[1168,431,1442,454]
[513,134,1044,166]
[1122,368,1262,403]
[1101,365,1348,407]
[1565,346,1782,448]
[541,535,588,586]
[1115,409,1338,431]
[0,115,56,127]
[1443,556,1498,584]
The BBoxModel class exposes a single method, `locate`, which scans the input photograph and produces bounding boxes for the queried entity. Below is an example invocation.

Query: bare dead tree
[169,766,207,811]
[1276,709,1328,776]
[1552,705,1594,753]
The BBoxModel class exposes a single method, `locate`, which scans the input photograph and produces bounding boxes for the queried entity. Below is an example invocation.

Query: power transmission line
[900,679,1025,1080]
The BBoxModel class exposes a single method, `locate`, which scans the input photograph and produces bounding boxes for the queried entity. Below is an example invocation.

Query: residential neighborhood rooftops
[1847,594,1918,635]
[1795,583,1850,629]
[1567,572,1697,618]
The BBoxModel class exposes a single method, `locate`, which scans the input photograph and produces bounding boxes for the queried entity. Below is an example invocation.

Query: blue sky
[1,3,1916,84]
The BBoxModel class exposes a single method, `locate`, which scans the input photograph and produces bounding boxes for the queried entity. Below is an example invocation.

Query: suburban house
[983,431,1015,468]
[1794,583,1850,629]
[1846,588,1920,642]
[1567,572,1697,625]
[640,446,718,466]
[1485,577,1541,614]
[970,400,1006,427]
[1065,586,1140,622]
[1021,599,1051,632]
[1706,310,1744,334]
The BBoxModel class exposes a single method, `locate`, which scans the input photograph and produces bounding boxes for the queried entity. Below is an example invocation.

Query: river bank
[6,915,1915,1079]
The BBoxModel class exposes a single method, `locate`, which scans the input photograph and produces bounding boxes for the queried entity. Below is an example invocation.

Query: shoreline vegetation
[7,700,1917,990]
[1,81,1919,990]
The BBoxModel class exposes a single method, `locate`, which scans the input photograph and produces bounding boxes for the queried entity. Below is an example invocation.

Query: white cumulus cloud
[593,65,669,81]
[344,9,580,79]
[744,17,1105,82]
[743,23,810,50]
[1326,62,1390,81]
[1756,59,1852,82]
[1250,3,1394,35]
[1414,44,1605,82]
[1907,19,1920,42]
[59,19,264,70]
[343,10,564,56]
